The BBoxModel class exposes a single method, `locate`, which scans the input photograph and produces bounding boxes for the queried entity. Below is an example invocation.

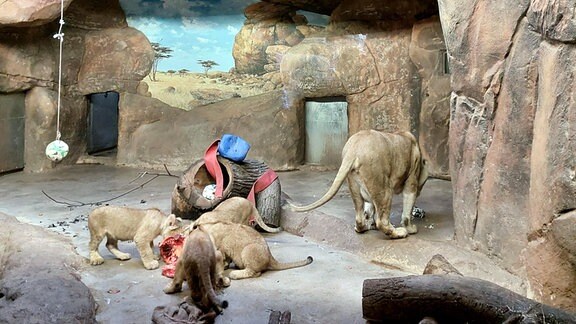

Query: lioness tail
[288,157,355,212]
[268,255,313,271]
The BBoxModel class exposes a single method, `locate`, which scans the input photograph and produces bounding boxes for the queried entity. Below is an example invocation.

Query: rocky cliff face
[264,0,450,178]
[439,0,575,310]
[247,0,575,310]
[232,2,307,75]
[0,0,153,172]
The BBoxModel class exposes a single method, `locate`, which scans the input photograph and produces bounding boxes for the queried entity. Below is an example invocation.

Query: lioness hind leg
[374,189,409,239]
[88,233,105,265]
[105,236,131,261]
[228,268,261,280]
[401,191,418,235]
[347,177,371,233]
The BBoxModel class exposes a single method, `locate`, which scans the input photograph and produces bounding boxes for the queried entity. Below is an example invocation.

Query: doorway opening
[87,91,119,156]
[0,92,25,174]
[304,97,348,168]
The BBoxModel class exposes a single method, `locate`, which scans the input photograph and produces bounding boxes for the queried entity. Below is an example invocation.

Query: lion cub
[192,197,281,233]
[88,206,179,270]
[195,220,313,280]
[163,226,229,313]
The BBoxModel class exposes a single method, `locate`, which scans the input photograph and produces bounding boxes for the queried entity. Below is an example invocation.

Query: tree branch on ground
[42,165,178,208]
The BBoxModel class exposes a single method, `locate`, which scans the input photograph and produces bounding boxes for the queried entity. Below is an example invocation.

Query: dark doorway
[0,92,25,173]
[305,97,348,168]
[87,91,119,154]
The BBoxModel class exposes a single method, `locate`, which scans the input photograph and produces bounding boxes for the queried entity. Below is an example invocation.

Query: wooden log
[256,178,281,230]
[362,275,576,323]
[171,157,281,228]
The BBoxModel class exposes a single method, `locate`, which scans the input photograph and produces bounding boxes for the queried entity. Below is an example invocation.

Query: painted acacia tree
[150,42,173,81]
[197,60,218,77]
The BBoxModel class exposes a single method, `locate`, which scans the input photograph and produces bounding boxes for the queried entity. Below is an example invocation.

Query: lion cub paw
[163,282,182,294]
[143,260,159,270]
[89,252,105,266]
[90,256,105,266]
[220,276,231,287]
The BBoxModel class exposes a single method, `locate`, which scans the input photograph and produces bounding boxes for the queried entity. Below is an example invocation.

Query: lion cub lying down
[194,220,313,280]
[164,226,229,314]
[88,206,179,270]
[192,197,281,233]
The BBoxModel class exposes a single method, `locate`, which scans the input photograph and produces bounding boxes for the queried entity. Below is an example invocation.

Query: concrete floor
[0,163,525,323]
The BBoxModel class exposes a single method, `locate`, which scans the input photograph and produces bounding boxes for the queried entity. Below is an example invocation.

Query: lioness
[289,130,428,239]
[194,220,313,279]
[163,226,229,314]
[88,206,180,270]
[192,197,281,233]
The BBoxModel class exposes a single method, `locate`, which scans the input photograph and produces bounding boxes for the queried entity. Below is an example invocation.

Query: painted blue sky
[118,0,327,73]
[119,0,257,72]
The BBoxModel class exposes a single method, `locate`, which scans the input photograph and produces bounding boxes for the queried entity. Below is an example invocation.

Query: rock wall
[233,2,306,75]
[439,0,576,311]
[275,0,449,177]
[118,89,304,171]
[409,18,451,178]
[0,0,153,173]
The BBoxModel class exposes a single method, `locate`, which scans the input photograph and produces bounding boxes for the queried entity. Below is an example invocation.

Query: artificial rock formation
[0,0,153,173]
[276,0,448,177]
[439,0,576,311]
[409,18,451,178]
[119,89,304,171]
[233,2,306,75]
[0,212,97,323]
[0,0,75,26]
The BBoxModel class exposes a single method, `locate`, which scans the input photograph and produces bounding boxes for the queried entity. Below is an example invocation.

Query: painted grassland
[146,71,269,110]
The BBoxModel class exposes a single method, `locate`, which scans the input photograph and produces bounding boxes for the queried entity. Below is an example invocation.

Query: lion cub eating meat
[192,197,281,233]
[163,226,229,313]
[88,206,179,270]
[194,220,313,279]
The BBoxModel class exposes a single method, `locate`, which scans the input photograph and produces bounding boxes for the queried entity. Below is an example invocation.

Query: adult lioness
[289,130,428,239]
[163,226,229,314]
[88,206,180,269]
[192,197,281,233]
[194,220,313,280]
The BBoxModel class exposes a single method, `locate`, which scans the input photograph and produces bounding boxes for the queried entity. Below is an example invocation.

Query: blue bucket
[218,134,251,162]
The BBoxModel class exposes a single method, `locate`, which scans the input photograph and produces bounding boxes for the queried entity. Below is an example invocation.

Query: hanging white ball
[45,140,69,162]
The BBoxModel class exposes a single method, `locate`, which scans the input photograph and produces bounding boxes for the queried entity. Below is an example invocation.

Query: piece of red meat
[159,234,186,278]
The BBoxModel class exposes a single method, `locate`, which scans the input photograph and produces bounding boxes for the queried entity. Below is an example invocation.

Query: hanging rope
[52,0,65,141]
[45,0,69,162]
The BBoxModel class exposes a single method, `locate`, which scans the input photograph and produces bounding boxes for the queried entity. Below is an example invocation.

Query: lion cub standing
[88,206,179,270]
[195,220,313,280]
[163,226,229,313]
